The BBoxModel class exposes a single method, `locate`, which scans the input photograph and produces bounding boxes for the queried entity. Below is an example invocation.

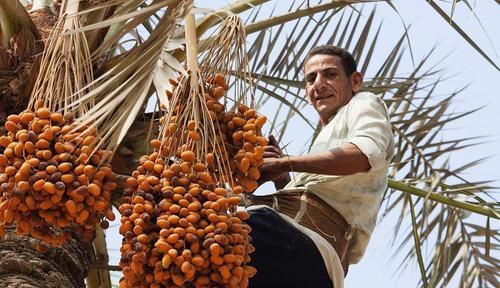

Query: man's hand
[258,135,291,190]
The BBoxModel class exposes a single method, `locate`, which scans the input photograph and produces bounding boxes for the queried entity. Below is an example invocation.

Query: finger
[263,151,281,158]
[264,145,281,154]
[268,135,280,148]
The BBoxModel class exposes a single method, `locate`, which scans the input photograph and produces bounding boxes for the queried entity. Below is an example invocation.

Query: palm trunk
[0,230,91,288]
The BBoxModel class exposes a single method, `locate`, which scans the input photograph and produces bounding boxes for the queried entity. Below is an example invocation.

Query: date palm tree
[0,1,498,287]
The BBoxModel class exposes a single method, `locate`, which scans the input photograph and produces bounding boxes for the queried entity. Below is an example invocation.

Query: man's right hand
[258,135,291,189]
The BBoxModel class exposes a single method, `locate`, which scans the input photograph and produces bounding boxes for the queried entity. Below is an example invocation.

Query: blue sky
[107,1,500,286]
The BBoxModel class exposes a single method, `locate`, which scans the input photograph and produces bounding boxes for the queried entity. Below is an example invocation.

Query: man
[247,45,395,288]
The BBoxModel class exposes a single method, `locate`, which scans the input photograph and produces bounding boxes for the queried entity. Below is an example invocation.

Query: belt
[247,188,353,276]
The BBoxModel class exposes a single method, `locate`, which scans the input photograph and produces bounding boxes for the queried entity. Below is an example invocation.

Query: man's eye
[306,76,316,83]
[326,72,336,78]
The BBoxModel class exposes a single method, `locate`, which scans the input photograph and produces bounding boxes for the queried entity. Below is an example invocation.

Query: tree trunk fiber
[0,230,91,288]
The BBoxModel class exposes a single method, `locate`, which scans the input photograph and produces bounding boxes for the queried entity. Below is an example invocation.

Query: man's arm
[260,142,371,176]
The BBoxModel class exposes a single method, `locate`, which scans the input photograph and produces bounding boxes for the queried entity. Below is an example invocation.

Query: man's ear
[350,71,363,93]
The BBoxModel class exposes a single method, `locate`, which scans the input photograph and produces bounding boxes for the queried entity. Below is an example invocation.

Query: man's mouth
[315,94,333,101]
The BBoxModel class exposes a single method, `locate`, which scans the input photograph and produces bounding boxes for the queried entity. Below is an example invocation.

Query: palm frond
[424,0,499,71]
[409,196,429,288]
[192,0,272,40]
[52,0,183,72]
[68,2,185,153]
[244,0,379,35]
[388,180,499,219]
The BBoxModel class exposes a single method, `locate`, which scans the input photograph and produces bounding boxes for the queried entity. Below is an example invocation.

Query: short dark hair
[305,45,357,75]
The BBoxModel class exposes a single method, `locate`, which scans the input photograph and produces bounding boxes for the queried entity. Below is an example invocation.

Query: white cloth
[281,91,395,285]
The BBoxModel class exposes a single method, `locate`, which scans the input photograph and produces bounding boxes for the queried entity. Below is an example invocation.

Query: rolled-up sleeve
[347,93,394,171]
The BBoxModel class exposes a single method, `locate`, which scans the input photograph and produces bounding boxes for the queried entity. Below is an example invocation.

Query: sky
[106,0,500,286]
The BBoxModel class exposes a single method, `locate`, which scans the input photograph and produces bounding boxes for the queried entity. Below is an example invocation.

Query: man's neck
[320,115,332,126]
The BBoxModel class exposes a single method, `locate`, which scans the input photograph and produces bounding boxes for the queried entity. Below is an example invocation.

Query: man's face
[304,54,362,124]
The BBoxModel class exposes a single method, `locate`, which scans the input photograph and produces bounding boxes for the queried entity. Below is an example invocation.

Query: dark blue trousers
[247,207,333,288]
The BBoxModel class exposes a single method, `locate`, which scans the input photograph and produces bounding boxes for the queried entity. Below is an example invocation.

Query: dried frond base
[29,8,57,43]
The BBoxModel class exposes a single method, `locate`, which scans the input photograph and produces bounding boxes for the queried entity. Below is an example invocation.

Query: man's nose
[313,74,327,91]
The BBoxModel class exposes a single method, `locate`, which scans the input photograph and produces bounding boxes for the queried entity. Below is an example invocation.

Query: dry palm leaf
[28,0,93,115]
[65,1,185,154]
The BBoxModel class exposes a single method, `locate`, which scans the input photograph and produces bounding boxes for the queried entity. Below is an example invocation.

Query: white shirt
[283,91,395,286]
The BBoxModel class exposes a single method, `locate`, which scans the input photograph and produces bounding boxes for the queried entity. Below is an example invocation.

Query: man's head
[304,45,363,124]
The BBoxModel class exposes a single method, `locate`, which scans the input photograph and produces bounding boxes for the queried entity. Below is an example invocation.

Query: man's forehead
[304,54,342,73]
